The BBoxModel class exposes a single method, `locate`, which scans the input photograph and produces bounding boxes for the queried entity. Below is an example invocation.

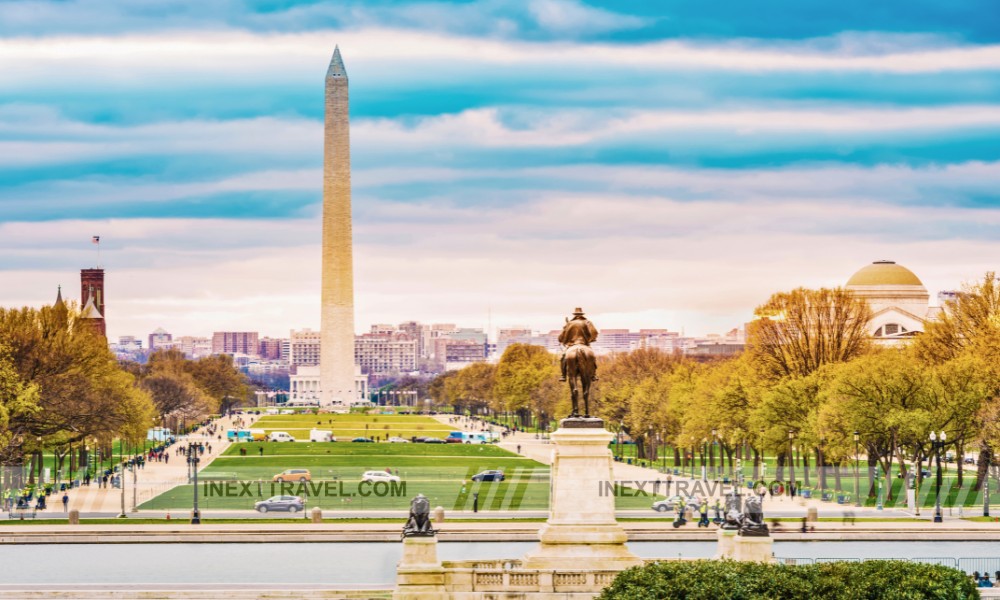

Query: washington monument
[320,46,357,406]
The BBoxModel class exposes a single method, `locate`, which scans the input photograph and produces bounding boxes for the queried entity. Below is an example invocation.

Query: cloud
[2,28,999,93]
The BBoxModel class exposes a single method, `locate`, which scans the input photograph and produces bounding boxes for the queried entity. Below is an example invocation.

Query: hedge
[598,560,980,600]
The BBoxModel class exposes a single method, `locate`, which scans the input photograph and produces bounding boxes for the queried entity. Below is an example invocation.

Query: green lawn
[141,438,663,512]
[248,414,455,440]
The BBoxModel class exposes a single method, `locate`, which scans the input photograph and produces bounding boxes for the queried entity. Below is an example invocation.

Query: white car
[362,470,401,483]
[269,431,296,442]
[651,495,700,513]
[387,437,410,443]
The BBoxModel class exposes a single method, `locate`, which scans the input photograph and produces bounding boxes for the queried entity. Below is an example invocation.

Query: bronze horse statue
[565,344,596,417]
[559,308,599,418]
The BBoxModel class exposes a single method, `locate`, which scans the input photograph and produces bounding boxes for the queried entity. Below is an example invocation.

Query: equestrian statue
[559,308,599,418]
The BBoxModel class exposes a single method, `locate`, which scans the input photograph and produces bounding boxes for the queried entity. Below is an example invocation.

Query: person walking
[62,492,69,512]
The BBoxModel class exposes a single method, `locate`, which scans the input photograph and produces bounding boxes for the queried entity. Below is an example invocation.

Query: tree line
[0,303,249,482]
[431,273,1000,502]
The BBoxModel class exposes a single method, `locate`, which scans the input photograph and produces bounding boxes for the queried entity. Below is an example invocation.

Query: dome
[846,260,923,287]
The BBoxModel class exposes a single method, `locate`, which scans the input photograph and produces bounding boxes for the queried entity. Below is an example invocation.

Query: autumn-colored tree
[914,272,1000,364]
[494,344,561,428]
[747,287,872,381]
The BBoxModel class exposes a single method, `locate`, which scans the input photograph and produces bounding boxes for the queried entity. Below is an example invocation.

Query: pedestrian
[516,445,521,454]
[62,492,69,512]
[164,453,169,465]
[259,446,264,456]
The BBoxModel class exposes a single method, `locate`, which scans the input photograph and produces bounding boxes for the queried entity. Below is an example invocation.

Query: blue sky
[1,0,999,339]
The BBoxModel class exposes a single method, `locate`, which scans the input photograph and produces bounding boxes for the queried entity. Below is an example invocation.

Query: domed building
[845,260,938,345]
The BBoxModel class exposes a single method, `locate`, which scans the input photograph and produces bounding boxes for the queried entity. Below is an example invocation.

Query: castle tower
[80,268,106,337]
[319,46,357,406]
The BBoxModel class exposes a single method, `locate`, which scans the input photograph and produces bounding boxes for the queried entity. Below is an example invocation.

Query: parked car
[255,495,305,513]
[964,457,977,465]
[446,437,463,444]
[387,437,410,443]
[273,469,311,483]
[362,470,401,483]
[471,470,505,482]
[423,438,447,444]
[412,437,430,443]
[651,495,699,513]
[921,468,932,478]
[351,437,374,443]
[269,431,296,442]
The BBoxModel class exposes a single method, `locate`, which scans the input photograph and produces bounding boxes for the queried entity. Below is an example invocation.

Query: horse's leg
[569,377,579,417]
[581,378,590,417]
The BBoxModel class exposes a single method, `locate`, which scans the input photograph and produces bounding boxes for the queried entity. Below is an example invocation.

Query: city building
[845,260,936,345]
[258,337,286,360]
[289,365,368,406]
[290,328,321,367]
[148,327,172,351]
[175,336,212,359]
[80,268,106,337]
[212,331,259,356]
[355,332,418,375]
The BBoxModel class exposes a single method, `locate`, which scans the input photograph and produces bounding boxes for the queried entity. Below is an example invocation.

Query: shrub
[598,559,980,600]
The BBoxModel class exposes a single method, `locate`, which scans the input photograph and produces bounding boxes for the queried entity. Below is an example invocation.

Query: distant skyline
[2,1,998,339]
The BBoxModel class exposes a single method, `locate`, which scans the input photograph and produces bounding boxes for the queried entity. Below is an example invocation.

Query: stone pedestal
[714,528,737,559]
[522,425,642,570]
[732,535,774,563]
[394,537,446,599]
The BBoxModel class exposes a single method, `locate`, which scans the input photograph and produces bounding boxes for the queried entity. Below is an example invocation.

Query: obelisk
[320,46,356,407]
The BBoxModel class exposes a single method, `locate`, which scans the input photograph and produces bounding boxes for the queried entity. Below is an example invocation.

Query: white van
[269,431,296,442]
[310,429,335,442]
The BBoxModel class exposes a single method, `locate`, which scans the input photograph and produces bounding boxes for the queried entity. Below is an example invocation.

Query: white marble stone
[714,528,737,559]
[522,425,642,570]
[732,535,774,563]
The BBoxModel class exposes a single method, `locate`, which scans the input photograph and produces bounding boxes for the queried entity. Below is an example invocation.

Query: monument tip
[327,45,347,80]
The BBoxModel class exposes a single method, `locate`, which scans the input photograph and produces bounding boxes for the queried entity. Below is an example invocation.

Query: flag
[92,236,100,244]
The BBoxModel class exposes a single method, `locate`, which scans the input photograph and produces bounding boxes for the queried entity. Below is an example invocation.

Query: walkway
[59,413,254,514]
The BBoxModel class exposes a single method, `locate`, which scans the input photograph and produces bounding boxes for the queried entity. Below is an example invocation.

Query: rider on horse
[558,308,599,382]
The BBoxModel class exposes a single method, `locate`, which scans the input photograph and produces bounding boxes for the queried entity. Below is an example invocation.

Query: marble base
[522,426,641,570]
[732,535,774,563]
[714,528,737,559]
[395,537,445,599]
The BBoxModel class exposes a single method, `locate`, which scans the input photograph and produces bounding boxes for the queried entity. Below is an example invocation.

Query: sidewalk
[59,414,252,514]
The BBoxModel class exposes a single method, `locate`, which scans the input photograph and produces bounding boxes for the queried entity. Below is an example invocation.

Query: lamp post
[661,431,667,474]
[187,442,201,524]
[930,431,946,523]
[788,431,796,498]
[819,438,826,500]
[757,428,765,481]
[853,431,861,508]
[985,464,991,518]
[118,440,126,518]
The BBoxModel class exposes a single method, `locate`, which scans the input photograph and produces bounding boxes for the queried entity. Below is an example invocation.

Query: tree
[914,272,1000,363]
[0,345,40,466]
[747,287,872,381]
[494,344,561,427]
[0,305,155,446]
[818,349,932,502]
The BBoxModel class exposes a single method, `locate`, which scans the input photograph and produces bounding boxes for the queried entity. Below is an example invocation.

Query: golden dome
[846,261,923,287]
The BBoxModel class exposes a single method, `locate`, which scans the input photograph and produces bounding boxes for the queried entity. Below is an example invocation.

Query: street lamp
[853,431,861,507]
[187,442,201,524]
[930,431,947,523]
[818,438,826,499]
[788,431,796,498]
[711,429,718,482]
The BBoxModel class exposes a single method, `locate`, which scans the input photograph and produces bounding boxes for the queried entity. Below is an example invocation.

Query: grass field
[140,438,664,512]
[247,414,455,441]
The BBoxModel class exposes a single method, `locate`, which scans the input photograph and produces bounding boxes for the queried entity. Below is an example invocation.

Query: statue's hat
[572,307,585,315]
